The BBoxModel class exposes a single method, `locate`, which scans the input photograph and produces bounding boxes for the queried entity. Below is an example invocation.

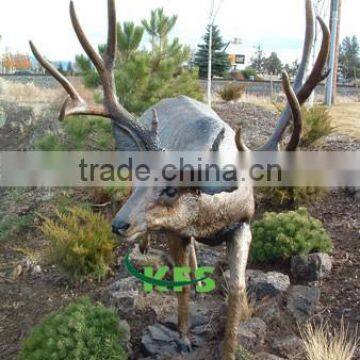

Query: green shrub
[218,82,246,101]
[0,213,34,241]
[241,67,257,80]
[272,104,334,148]
[251,208,332,262]
[64,116,114,150]
[19,297,128,360]
[35,134,64,151]
[256,186,328,208]
[35,116,114,151]
[229,70,245,81]
[300,106,334,147]
[41,207,116,281]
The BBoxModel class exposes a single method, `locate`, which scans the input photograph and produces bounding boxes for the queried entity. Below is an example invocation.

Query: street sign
[235,55,245,64]
[229,54,245,65]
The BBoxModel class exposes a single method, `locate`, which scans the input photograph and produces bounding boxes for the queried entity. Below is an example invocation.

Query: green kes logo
[125,253,216,293]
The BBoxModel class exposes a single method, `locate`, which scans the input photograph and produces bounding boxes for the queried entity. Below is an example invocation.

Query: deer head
[30,0,330,244]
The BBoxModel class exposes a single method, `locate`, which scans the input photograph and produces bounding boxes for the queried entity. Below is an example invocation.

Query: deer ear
[210,128,225,151]
[112,123,140,151]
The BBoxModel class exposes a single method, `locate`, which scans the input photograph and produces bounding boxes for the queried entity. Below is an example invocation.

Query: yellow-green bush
[41,207,116,281]
[19,297,128,360]
[218,82,246,101]
[251,208,332,263]
[300,106,334,147]
[272,103,334,149]
[256,186,328,208]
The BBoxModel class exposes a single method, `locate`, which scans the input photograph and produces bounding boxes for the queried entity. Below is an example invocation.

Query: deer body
[30,1,329,358]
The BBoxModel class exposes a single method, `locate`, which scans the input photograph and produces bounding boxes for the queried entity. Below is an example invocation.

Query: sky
[0,0,359,64]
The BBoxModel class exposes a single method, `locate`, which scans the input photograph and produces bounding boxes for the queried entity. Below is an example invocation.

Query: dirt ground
[0,97,359,359]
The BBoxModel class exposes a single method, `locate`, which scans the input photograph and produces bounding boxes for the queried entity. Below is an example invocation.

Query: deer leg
[223,222,252,360]
[167,235,191,349]
[188,237,198,277]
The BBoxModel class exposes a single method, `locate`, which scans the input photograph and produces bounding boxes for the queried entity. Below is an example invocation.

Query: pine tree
[339,35,360,80]
[57,63,65,75]
[117,21,144,61]
[66,61,73,75]
[194,25,230,79]
[142,8,177,53]
[250,45,265,74]
[76,10,203,114]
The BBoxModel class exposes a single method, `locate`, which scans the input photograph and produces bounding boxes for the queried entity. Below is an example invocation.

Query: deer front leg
[223,222,252,360]
[167,235,191,349]
[189,237,198,277]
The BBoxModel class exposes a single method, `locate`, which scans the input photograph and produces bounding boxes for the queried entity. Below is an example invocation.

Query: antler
[236,0,330,152]
[29,41,109,120]
[30,0,159,151]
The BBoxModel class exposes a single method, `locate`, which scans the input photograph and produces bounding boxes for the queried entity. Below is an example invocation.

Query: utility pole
[309,0,329,107]
[325,0,341,106]
[207,0,224,108]
[331,0,342,104]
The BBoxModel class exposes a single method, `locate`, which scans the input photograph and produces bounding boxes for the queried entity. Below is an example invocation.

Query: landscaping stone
[107,277,140,317]
[286,285,320,323]
[246,270,290,301]
[257,299,282,325]
[141,319,206,357]
[118,320,132,354]
[254,352,286,360]
[237,317,267,351]
[272,335,303,359]
[291,253,332,282]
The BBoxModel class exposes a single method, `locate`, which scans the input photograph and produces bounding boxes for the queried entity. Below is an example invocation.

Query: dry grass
[329,102,360,139]
[301,320,359,360]
[0,77,95,105]
[0,80,64,103]
[222,271,254,321]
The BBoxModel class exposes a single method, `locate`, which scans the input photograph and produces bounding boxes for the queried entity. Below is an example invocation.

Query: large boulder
[256,298,282,325]
[237,317,267,351]
[291,253,332,282]
[246,270,290,301]
[286,285,320,323]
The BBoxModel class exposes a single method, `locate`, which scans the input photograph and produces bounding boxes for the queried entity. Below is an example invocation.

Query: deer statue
[30,0,330,358]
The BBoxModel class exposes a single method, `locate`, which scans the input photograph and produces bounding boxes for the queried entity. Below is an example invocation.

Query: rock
[246,270,290,301]
[141,322,205,357]
[291,253,332,282]
[197,247,223,268]
[237,317,267,351]
[12,264,23,279]
[254,352,286,360]
[31,265,42,275]
[272,336,303,358]
[257,299,282,325]
[108,277,140,317]
[118,320,131,354]
[286,285,320,323]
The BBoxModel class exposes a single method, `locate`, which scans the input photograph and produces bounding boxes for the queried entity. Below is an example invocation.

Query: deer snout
[112,219,131,235]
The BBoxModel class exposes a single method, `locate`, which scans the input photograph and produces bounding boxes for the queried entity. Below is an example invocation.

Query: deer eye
[161,187,178,199]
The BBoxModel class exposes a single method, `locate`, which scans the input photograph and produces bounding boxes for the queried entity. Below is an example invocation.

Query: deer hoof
[177,336,192,353]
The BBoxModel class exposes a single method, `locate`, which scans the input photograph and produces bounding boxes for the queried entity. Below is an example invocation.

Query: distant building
[1,53,32,74]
